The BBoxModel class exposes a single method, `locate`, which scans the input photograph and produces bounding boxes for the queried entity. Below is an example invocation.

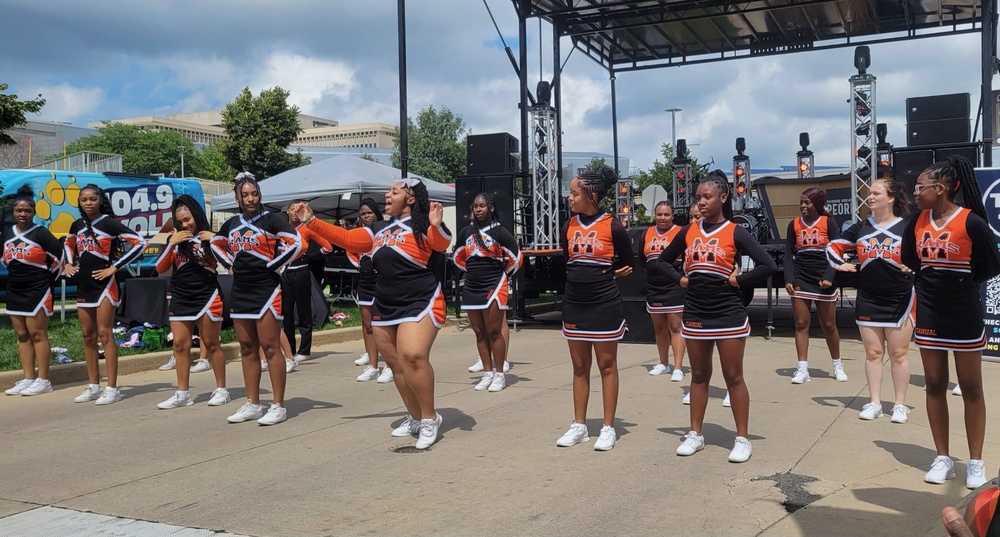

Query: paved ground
[0,302,997,537]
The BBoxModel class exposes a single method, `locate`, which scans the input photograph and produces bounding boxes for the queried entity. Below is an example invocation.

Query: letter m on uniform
[571,230,598,254]
[690,237,720,262]
[799,228,821,246]
[920,230,951,259]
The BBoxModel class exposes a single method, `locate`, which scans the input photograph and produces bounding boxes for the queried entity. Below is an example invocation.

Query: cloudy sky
[2,0,992,171]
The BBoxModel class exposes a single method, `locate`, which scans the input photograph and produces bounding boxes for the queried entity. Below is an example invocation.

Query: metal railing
[29,151,123,173]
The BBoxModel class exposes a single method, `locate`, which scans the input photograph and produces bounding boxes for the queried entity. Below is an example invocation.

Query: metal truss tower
[850,73,877,220]
[530,105,560,249]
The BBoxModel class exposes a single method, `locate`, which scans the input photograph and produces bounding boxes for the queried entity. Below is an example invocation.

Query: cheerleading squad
[3,155,999,471]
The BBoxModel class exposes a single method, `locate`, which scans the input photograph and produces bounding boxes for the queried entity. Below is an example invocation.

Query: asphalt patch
[752,471,822,513]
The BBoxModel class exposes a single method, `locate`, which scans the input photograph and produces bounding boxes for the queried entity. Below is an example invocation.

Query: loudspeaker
[906,93,970,122]
[908,118,970,146]
[892,144,981,210]
[455,174,515,235]
[467,153,518,174]
[468,133,518,155]
[935,144,980,166]
[621,299,654,344]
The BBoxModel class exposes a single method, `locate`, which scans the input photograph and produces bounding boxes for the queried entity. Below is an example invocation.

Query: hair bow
[401,177,422,188]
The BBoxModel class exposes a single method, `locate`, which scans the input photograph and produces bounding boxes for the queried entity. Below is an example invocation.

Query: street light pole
[665,108,682,157]
[179,148,185,178]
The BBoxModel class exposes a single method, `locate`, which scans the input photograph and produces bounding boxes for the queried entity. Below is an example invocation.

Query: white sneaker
[207,388,231,406]
[159,355,176,371]
[791,368,811,384]
[189,358,211,373]
[682,392,691,405]
[834,365,848,382]
[95,387,123,405]
[5,378,33,395]
[157,391,193,409]
[859,403,883,420]
[414,413,442,449]
[924,455,956,484]
[676,431,706,456]
[293,354,310,363]
[227,400,265,423]
[74,384,103,403]
[376,367,394,384]
[670,369,684,382]
[260,360,269,372]
[20,378,52,396]
[890,404,909,424]
[391,415,419,437]
[953,385,963,396]
[474,372,495,391]
[967,459,988,489]
[503,361,511,373]
[488,372,506,392]
[729,436,753,463]
[556,422,589,447]
[257,404,287,426]
[649,363,670,376]
[354,353,370,366]
[594,425,617,451]
[356,365,380,382]
[468,359,484,373]
[723,392,731,407]
[285,358,297,373]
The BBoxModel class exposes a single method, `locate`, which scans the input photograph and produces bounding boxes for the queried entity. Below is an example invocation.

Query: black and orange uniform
[282,224,332,355]
[453,221,522,310]
[346,246,378,306]
[154,237,222,322]
[901,208,1000,350]
[63,215,146,308]
[640,224,685,314]
[827,217,914,327]
[560,212,634,341]
[1,224,62,316]
[210,212,302,320]
[656,220,776,339]
[785,216,840,301]
[305,216,451,327]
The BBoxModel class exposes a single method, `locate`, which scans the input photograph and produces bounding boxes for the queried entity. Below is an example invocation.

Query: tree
[64,122,201,176]
[220,86,309,179]
[632,143,707,222]
[0,83,45,146]
[392,105,467,183]
[192,142,237,183]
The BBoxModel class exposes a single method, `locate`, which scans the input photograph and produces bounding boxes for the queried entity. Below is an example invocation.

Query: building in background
[1,120,98,169]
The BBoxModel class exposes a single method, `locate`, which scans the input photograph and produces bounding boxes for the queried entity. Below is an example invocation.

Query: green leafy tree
[391,105,467,183]
[64,122,200,176]
[220,86,309,179]
[192,142,237,183]
[0,83,45,146]
[632,143,707,222]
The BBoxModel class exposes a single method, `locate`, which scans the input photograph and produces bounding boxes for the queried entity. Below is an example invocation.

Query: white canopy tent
[212,155,456,218]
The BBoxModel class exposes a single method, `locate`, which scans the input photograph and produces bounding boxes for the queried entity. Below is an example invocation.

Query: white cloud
[250,52,356,114]
[27,84,103,123]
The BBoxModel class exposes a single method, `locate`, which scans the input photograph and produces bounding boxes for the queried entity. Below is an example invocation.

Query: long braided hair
[400,179,431,248]
[576,165,618,213]
[79,184,114,234]
[922,155,989,221]
[171,194,212,262]
[699,170,734,221]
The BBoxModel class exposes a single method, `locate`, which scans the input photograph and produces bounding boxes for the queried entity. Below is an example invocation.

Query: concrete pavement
[0,306,997,537]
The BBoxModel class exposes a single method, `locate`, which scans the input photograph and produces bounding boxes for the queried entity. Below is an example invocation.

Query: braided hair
[469,192,497,253]
[79,184,114,234]
[233,171,261,215]
[922,155,989,221]
[359,198,383,228]
[802,187,831,217]
[576,165,618,213]
[872,178,911,218]
[401,180,431,248]
[172,194,212,260]
[699,170,734,221]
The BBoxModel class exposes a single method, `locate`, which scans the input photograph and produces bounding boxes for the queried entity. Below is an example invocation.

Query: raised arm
[305,218,375,254]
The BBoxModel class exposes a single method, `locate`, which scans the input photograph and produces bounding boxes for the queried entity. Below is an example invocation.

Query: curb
[0,326,364,388]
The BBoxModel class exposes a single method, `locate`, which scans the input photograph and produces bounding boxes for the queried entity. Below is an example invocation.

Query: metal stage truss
[530,106,561,249]
[850,72,877,219]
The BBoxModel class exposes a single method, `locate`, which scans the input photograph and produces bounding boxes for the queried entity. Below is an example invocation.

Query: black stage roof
[526,0,984,71]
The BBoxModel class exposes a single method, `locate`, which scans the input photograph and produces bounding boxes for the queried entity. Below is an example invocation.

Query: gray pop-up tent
[213,155,456,218]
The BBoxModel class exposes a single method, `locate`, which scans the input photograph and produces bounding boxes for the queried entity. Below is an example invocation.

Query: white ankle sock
[832,359,843,368]
[797,361,808,371]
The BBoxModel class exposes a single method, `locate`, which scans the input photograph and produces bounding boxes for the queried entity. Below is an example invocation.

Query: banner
[975,168,1000,360]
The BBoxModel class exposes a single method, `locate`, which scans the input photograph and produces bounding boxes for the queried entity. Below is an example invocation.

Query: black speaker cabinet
[467,152,518,175]
[906,93,970,122]
[621,299,655,344]
[908,118,970,146]
[892,143,980,210]
[467,133,518,155]
[455,174,515,235]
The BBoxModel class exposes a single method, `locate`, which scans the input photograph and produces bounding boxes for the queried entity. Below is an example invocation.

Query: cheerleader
[283,200,333,370]
[454,193,522,392]
[785,187,844,384]
[688,203,702,225]
[655,171,776,462]
[350,198,392,384]
[296,178,451,449]
[554,167,634,452]
[63,184,146,405]
[154,195,229,409]
[2,187,62,396]
[211,173,302,426]
[827,180,913,423]
[640,201,686,380]
[901,155,1000,489]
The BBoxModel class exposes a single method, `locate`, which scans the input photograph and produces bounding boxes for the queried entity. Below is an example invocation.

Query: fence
[29,151,123,173]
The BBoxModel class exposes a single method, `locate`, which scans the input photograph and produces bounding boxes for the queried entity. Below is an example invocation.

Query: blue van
[0,169,206,298]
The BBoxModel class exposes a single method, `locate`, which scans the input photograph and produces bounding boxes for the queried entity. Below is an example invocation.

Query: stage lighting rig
[732,137,751,211]
[797,132,814,179]
[672,139,694,215]
[850,45,877,219]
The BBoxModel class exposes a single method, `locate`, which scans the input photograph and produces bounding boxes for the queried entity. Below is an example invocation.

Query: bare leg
[650,313,671,367]
[96,300,118,388]
[466,309,492,372]
[593,340,620,427]
[375,325,421,418]
[921,349,951,456]
[567,339,593,423]
[685,338,715,434]
[668,312,685,372]
[394,315,440,419]
[483,302,507,371]
[360,305,379,367]
[258,312,286,405]
[26,311,50,380]
[815,300,841,361]
[791,297,813,363]
[196,315,226,389]
[10,316,36,380]
[235,319,262,403]
[859,325,885,404]
[717,338,749,437]
[954,351,985,460]
[170,320,195,391]
[885,321,912,405]
[77,307,101,385]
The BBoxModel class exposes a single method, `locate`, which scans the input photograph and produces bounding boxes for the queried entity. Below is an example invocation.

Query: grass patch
[0,302,361,373]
